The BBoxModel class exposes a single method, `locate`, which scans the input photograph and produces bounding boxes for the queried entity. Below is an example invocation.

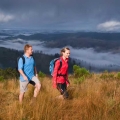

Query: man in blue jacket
[18,44,41,104]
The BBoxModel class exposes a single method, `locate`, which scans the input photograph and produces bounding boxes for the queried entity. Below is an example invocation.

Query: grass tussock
[0,73,120,120]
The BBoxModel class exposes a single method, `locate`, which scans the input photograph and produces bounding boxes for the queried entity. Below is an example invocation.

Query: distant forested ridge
[0,47,76,74]
[3,32,120,52]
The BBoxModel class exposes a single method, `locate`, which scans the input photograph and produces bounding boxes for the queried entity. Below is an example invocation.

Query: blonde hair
[60,47,70,56]
[24,44,32,52]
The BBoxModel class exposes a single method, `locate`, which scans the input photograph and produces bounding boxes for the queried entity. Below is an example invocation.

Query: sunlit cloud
[97,20,120,31]
[0,12,14,22]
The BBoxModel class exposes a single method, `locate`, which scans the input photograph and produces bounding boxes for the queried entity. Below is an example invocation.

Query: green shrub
[38,71,46,78]
[100,72,114,80]
[73,65,90,78]
[0,68,19,79]
[74,76,85,84]
[100,73,108,80]
[116,72,120,80]
[73,65,89,84]
[108,73,114,79]
[73,65,80,72]
[0,76,4,82]
[104,70,108,74]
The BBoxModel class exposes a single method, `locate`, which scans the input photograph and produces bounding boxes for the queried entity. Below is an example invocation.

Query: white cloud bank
[97,20,120,31]
[0,12,14,22]
[0,39,120,68]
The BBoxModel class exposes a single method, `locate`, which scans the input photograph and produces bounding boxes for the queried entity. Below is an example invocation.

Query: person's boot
[63,91,69,99]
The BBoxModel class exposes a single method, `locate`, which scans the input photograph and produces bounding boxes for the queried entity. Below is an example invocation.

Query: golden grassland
[0,73,120,120]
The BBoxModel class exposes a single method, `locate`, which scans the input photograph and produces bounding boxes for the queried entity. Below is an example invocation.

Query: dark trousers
[57,83,69,99]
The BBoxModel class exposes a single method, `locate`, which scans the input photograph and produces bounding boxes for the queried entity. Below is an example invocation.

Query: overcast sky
[0,0,120,31]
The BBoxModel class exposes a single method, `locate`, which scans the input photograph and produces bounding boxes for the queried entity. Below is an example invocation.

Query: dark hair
[60,47,70,56]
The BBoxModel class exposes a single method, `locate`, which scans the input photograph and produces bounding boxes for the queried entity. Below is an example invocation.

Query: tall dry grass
[0,73,120,120]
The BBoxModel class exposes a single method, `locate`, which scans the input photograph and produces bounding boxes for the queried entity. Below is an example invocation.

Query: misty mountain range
[1,30,120,72]
[1,31,120,52]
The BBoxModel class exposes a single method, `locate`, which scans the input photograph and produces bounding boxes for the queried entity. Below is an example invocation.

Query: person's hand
[36,74,38,78]
[53,81,57,88]
[53,84,57,88]
[67,83,70,87]
[23,75,28,81]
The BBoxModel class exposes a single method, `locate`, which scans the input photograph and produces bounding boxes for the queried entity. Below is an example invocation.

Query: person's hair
[24,44,32,52]
[60,47,70,56]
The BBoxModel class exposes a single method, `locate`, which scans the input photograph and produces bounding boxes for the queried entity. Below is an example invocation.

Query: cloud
[70,48,120,67]
[0,12,14,22]
[0,0,120,30]
[0,39,120,69]
[97,20,120,31]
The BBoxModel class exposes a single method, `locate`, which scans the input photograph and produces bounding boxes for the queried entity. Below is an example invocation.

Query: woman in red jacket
[53,47,70,99]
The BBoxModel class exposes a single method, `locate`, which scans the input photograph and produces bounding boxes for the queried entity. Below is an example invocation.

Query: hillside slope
[0,72,120,120]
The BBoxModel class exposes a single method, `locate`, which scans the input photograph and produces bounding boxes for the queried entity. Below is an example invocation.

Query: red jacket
[52,57,70,88]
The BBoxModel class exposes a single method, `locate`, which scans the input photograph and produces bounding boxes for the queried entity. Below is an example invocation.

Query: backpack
[17,55,35,72]
[49,58,62,76]
[16,56,25,73]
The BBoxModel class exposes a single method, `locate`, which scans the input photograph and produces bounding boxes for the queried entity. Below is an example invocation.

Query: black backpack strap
[17,55,25,73]
[21,55,35,66]
[19,56,25,71]
[58,58,62,70]
[21,56,25,65]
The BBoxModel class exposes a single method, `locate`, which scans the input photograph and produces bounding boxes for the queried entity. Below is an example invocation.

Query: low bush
[38,71,46,78]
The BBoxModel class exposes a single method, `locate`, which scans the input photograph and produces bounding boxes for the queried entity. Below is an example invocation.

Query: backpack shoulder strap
[58,58,62,70]
[21,56,25,65]
[17,55,25,72]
